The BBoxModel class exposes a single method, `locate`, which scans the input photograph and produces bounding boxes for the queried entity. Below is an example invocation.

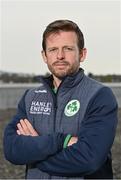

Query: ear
[79,48,87,62]
[41,50,47,64]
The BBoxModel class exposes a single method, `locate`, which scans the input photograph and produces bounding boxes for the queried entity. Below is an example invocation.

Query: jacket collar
[40,68,84,90]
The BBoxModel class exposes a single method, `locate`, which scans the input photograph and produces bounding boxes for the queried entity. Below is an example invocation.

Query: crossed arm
[4,118,77,165]
[3,90,77,166]
[4,87,118,177]
[16,119,77,146]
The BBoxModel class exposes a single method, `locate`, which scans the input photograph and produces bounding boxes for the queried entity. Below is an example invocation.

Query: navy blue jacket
[3,69,118,179]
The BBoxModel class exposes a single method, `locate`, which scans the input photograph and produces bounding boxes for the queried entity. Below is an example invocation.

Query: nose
[57,49,65,60]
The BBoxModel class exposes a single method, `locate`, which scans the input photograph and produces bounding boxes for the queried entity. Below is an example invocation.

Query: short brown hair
[42,19,84,52]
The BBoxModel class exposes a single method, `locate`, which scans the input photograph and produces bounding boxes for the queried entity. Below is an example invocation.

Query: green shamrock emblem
[65,100,80,117]
[67,101,78,112]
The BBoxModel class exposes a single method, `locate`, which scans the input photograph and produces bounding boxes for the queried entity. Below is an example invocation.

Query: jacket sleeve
[3,90,65,165]
[36,87,118,177]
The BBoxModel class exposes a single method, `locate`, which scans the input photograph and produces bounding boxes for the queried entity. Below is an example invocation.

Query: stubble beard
[47,61,80,79]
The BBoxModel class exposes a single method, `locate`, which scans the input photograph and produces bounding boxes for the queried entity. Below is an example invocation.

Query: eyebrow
[47,45,75,50]
[47,47,57,50]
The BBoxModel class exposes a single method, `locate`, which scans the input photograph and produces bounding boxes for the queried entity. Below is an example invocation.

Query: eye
[48,48,58,52]
[63,46,74,51]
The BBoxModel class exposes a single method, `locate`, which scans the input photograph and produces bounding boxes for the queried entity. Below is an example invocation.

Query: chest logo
[30,101,52,115]
[64,100,80,117]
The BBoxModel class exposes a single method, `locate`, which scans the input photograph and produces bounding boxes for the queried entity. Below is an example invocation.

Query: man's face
[42,31,85,79]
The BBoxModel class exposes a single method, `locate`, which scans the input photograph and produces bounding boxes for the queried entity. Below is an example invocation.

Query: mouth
[54,63,67,66]
[53,64,69,70]
[53,61,69,67]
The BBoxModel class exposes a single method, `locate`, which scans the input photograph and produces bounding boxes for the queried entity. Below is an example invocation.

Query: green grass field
[0,108,121,179]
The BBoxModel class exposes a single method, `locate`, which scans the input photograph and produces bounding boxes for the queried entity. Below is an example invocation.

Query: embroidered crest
[64,100,80,117]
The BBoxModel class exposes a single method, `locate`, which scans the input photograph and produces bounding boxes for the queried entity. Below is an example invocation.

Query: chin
[55,73,67,79]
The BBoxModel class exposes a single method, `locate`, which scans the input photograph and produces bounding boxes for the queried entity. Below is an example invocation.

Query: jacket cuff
[63,134,72,149]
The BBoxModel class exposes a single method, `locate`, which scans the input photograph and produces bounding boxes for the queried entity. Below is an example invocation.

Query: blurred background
[0,0,121,179]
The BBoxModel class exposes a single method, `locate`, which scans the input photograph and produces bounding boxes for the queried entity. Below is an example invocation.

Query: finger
[17,123,26,135]
[16,129,21,135]
[24,119,38,136]
[20,119,31,135]
[67,137,78,146]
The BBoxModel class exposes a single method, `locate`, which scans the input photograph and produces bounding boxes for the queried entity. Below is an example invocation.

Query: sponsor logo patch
[30,101,52,115]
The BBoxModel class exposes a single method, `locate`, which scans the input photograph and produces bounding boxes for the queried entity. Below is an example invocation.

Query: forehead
[46,31,78,46]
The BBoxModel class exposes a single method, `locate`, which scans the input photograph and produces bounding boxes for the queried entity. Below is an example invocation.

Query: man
[4,20,118,179]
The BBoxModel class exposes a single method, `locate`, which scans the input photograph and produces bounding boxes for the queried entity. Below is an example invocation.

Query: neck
[53,75,62,89]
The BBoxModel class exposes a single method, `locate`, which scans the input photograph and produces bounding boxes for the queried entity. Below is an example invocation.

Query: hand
[67,137,78,146]
[17,119,38,136]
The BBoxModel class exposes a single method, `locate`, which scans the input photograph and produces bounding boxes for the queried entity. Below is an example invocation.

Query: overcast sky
[0,0,121,75]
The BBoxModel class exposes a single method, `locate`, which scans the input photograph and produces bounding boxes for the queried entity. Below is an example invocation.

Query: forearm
[4,124,65,165]
[36,127,116,177]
